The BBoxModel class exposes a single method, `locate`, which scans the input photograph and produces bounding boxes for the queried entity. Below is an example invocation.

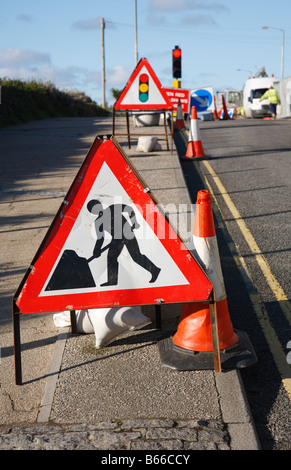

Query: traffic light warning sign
[114,58,172,110]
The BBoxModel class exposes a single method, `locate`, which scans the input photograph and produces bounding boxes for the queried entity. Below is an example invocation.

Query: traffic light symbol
[172,46,182,79]
[139,73,149,103]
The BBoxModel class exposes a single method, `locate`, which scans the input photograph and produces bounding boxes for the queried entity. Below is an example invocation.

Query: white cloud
[0,48,51,67]
[149,0,191,11]
[72,17,116,31]
[0,48,99,92]
[17,14,34,23]
[149,0,229,13]
[182,14,218,25]
[72,17,101,30]
[147,0,228,27]
[107,64,132,87]
[0,47,132,104]
[0,63,99,90]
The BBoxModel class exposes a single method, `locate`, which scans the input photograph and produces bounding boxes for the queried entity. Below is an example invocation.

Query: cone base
[183,141,207,159]
[158,330,257,371]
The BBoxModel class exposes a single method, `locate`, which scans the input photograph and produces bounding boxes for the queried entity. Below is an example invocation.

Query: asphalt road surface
[179,117,291,450]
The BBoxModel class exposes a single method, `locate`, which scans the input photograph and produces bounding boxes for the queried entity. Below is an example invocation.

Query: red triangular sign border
[114,58,173,111]
[15,137,212,314]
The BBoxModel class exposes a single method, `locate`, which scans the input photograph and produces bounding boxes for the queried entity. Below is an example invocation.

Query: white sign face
[40,162,189,296]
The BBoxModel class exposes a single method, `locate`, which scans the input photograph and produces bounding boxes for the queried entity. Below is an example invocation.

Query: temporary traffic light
[139,73,149,103]
[172,46,182,79]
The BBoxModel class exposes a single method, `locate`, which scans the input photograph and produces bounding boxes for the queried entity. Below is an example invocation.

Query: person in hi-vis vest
[260,86,281,119]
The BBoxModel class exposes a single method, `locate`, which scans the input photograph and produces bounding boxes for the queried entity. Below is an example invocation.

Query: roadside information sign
[190,87,214,113]
[164,88,190,113]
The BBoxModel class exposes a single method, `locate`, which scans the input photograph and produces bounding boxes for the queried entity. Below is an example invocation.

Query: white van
[243,76,280,118]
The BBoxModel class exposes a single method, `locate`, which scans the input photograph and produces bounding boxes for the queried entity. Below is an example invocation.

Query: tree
[111,88,122,101]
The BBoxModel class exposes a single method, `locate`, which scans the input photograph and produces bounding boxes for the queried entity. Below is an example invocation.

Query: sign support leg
[155,304,162,329]
[163,111,170,151]
[171,109,174,153]
[70,310,77,335]
[209,291,222,372]
[126,111,131,148]
[13,301,22,385]
[112,107,115,136]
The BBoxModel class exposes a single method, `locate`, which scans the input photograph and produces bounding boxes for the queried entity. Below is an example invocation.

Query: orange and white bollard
[213,96,219,120]
[221,95,231,120]
[181,106,210,160]
[173,190,238,352]
[175,99,185,130]
[158,190,257,370]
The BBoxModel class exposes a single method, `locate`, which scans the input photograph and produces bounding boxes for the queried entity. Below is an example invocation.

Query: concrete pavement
[0,116,260,450]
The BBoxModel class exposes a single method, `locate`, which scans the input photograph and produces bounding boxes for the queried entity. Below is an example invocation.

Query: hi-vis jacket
[260,88,281,104]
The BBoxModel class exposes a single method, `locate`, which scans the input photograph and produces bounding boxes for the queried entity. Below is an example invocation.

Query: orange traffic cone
[221,95,231,120]
[175,99,185,130]
[213,96,219,120]
[173,190,238,352]
[181,106,210,160]
[158,190,257,370]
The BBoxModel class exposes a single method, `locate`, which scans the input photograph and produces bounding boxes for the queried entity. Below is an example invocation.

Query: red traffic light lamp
[173,48,182,59]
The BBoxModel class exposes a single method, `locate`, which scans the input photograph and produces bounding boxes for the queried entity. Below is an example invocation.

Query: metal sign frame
[112,107,174,153]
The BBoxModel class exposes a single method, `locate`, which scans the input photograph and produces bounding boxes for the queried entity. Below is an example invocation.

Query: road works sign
[114,58,172,110]
[164,88,190,113]
[190,87,214,112]
[15,137,212,314]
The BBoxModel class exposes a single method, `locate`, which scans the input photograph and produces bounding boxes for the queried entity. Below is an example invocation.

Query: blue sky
[1,0,290,106]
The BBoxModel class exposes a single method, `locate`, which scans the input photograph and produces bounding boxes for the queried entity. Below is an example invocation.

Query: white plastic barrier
[136,136,158,152]
[132,112,161,127]
[53,307,151,348]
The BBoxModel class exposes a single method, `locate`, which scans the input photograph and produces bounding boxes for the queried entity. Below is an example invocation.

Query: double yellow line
[201,159,291,401]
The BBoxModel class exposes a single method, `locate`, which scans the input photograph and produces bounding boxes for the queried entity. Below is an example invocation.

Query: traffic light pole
[172,46,182,89]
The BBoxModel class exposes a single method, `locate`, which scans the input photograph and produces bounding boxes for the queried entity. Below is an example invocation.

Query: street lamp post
[262,26,285,79]
[101,18,106,108]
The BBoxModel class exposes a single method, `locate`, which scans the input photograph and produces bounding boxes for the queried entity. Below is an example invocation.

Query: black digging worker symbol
[87,199,161,287]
